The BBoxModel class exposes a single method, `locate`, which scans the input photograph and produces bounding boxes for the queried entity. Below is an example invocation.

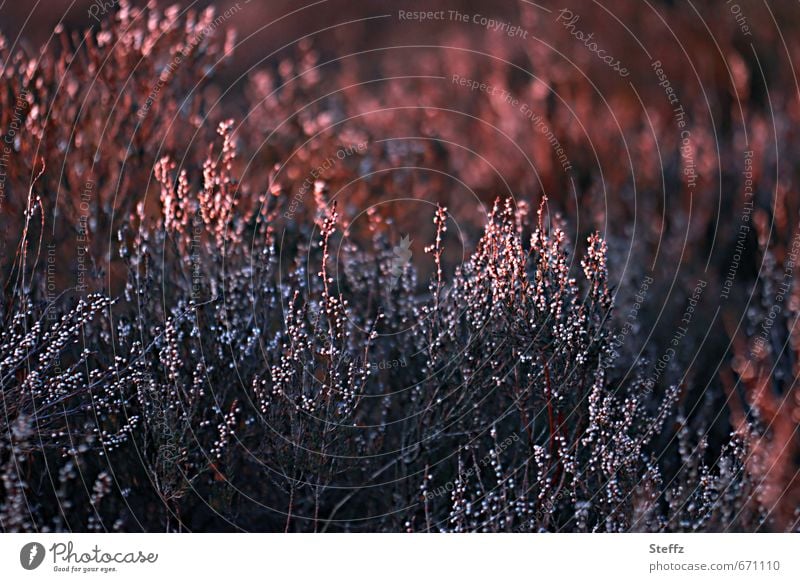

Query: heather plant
[0,2,798,533]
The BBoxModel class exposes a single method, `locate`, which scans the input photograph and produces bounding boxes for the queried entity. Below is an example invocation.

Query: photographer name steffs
[47,541,158,570]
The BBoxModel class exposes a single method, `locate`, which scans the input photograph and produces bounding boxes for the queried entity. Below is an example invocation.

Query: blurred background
[1,0,799,530]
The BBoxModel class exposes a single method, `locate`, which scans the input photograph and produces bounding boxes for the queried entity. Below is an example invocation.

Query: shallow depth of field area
[0,0,799,532]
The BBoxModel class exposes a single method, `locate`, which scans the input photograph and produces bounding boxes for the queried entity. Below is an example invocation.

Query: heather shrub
[0,2,797,532]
